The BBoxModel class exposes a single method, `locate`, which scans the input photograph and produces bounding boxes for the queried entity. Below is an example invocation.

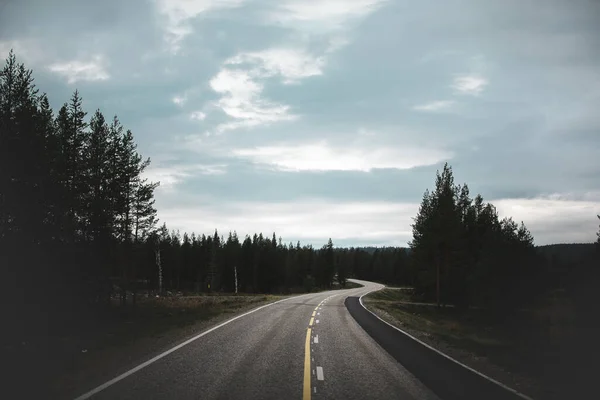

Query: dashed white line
[316,366,324,381]
[314,335,319,344]
[312,369,315,375]
[317,312,320,316]
[314,387,317,394]
[316,320,320,324]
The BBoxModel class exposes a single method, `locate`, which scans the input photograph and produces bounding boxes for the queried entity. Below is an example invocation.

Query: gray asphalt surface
[77,280,439,400]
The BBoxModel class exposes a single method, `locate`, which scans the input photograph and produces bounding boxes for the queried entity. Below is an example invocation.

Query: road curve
[74,280,439,400]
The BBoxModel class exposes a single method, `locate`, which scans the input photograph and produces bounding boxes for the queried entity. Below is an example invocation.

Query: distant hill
[339,246,410,255]
[343,243,596,259]
[536,243,596,263]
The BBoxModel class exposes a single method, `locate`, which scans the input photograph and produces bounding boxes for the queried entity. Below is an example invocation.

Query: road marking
[316,319,319,324]
[309,317,315,326]
[311,311,316,317]
[314,335,318,344]
[317,312,320,316]
[356,287,534,400]
[73,293,314,400]
[316,366,324,381]
[313,387,316,394]
[303,328,312,400]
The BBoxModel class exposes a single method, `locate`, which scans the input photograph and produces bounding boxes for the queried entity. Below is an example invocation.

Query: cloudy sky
[1,0,599,246]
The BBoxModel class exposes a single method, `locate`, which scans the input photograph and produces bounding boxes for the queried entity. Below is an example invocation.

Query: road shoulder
[345,295,532,400]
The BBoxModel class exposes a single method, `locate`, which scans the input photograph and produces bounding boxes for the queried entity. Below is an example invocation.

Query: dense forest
[2,51,598,340]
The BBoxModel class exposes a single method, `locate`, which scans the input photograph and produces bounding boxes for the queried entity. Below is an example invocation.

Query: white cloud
[155,0,247,52]
[199,0,386,133]
[226,48,324,84]
[172,86,203,107]
[144,163,227,192]
[452,75,488,95]
[209,68,297,134]
[267,0,387,31]
[494,195,600,245]
[173,95,186,105]
[190,111,207,120]
[207,47,330,133]
[48,55,109,84]
[158,199,418,246]
[412,100,455,112]
[0,39,47,65]
[231,140,452,172]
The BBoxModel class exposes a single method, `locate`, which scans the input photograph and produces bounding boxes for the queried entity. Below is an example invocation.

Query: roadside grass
[367,287,415,302]
[87,294,283,350]
[364,288,586,400]
[365,290,506,351]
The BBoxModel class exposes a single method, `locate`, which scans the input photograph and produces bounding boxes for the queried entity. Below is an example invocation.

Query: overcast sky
[1,0,599,246]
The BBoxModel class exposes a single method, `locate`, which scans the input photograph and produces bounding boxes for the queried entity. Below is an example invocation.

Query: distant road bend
[73,279,532,400]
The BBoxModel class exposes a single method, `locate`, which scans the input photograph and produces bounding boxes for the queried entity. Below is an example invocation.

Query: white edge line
[73,292,313,400]
[357,287,534,400]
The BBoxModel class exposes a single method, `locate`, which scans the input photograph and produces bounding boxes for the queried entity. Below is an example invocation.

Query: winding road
[72,279,529,400]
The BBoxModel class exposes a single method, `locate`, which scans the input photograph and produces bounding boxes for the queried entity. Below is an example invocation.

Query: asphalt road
[74,280,440,400]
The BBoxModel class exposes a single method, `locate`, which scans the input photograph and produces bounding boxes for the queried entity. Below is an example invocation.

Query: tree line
[142,228,339,294]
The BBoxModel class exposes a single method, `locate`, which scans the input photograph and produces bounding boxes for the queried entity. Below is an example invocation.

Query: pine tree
[67,90,88,237]
[0,50,44,243]
[84,109,112,243]
[133,179,159,241]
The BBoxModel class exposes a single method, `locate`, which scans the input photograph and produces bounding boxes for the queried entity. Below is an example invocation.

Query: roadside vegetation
[360,164,600,400]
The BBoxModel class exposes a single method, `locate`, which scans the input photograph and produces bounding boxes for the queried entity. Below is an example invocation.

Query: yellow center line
[303,327,312,400]
[311,311,316,317]
[309,317,314,326]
